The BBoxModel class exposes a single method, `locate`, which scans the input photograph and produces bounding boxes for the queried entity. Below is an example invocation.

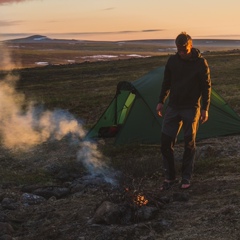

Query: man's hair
[175,32,192,46]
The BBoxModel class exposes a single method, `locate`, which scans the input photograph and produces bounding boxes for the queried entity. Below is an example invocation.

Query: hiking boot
[180,179,191,189]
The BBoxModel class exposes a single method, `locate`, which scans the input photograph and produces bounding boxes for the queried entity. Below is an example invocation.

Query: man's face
[177,42,192,59]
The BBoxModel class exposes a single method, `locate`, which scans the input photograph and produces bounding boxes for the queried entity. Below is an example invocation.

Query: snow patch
[35,62,49,66]
[81,55,118,59]
[33,37,48,41]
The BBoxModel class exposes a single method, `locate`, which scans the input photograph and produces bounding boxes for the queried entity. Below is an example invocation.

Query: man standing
[156,32,211,190]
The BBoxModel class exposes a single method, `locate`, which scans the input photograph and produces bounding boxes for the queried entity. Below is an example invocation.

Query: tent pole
[114,95,118,125]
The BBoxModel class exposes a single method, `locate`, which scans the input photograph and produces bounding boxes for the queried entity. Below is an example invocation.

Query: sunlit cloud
[0,0,31,4]
[102,7,114,11]
[0,20,23,26]
[64,29,165,35]
[143,29,165,32]
[0,33,31,38]
[0,29,164,37]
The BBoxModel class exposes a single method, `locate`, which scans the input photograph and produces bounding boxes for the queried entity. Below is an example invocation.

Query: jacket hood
[177,47,202,61]
[191,48,202,59]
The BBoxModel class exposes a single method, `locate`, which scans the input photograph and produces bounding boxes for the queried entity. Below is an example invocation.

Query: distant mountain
[5,35,80,43]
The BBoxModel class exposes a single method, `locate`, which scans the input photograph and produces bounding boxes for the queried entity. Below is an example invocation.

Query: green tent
[87,66,240,144]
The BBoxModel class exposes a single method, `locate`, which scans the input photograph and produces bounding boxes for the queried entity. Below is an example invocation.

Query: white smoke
[0,44,117,185]
[78,141,118,185]
[0,73,85,150]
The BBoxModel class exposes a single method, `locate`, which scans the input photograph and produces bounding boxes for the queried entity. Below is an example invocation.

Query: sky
[0,0,240,41]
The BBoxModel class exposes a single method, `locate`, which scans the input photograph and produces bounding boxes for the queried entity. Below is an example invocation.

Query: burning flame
[134,194,149,206]
[125,188,149,206]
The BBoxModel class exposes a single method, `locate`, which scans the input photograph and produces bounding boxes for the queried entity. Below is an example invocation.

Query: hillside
[4,35,80,44]
[0,52,240,239]
[2,35,240,69]
[4,34,240,47]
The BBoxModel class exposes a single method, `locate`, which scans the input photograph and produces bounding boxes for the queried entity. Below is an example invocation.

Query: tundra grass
[0,52,239,184]
[14,52,240,122]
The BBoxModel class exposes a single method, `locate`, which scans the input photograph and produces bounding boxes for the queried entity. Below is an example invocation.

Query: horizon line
[1,33,240,42]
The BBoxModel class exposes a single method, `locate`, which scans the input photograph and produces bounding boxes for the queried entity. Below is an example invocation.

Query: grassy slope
[15,56,168,127]
[12,51,240,178]
[14,52,240,125]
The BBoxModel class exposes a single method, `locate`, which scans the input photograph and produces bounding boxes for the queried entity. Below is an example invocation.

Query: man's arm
[200,109,208,124]
[200,58,211,114]
[158,63,171,105]
[156,103,164,117]
[157,61,171,117]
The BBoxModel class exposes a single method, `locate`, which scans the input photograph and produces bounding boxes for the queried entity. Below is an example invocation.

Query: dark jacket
[159,48,211,111]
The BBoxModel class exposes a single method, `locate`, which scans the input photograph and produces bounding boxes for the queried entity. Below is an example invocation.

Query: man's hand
[200,110,208,124]
[156,103,164,117]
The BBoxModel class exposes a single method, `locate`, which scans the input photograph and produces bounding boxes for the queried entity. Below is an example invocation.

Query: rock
[33,187,70,199]
[135,206,159,222]
[1,198,19,210]
[89,201,124,225]
[20,193,46,206]
[21,185,43,193]
[70,183,86,194]
[0,222,14,236]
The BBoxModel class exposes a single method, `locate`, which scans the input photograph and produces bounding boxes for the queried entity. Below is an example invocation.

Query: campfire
[89,177,167,225]
[125,187,149,207]
[133,193,149,206]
